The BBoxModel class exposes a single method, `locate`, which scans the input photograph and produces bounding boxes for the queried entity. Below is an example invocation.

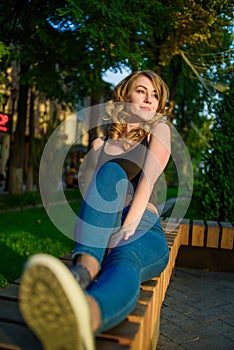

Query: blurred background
[0,0,233,221]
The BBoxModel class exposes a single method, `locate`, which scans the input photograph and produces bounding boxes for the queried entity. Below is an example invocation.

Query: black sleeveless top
[97,137,148,180]
[96,137,158,208]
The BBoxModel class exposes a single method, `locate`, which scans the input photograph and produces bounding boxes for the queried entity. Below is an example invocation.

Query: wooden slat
[140,281,158,348]
[0,299,24,324]
[99,320,140,350]
[150,315,160,350]
[96,338,130,349]
[0,284,19,301]
[137,289,154,349]
[60,252,73,261]
[191,220,205,247]
[180,219,190,246]
[220,222,234,250]
[162,222,179,235]
[0,322,42,350]
[0,343,22,350]
[127,303,148,350]
[206,221,220,248]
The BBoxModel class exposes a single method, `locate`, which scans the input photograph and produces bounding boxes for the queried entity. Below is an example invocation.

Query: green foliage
[0,0,232,104]
[0,41,9,62]
[0,0,233,195]
[197,81,234,221]
[0,41,10,88]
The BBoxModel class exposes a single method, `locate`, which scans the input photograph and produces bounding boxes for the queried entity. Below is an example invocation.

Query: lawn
[0,190,81,288]
[0,189,80,211]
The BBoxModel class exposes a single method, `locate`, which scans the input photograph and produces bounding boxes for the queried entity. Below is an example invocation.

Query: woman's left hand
[108,224,136,248]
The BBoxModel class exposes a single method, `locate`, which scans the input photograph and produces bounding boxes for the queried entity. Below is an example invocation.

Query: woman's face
[126,75,159,122]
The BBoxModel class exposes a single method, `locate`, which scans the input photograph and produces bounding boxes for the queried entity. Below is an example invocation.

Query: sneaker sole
[19,254,95,350]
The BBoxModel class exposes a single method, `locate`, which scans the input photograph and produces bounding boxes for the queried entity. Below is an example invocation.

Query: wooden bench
[179,219,234,250]
[0,219,233,350]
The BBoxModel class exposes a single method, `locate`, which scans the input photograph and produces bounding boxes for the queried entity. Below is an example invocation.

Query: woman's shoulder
[150,119,171,133]
[148,120,171,143]
[92,136,107,150]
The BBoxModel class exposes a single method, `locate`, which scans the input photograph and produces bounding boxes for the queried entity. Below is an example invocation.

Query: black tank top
[95,136,158,208]
[97,137,148,181]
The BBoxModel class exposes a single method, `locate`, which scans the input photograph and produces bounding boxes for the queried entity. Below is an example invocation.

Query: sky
[102,67,131,86]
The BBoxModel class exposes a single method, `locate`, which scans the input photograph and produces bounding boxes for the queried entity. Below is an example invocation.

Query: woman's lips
[140,106,151,111]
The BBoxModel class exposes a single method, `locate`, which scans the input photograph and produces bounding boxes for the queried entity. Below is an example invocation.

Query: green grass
[0,194,81,288]
[0,189,81,211]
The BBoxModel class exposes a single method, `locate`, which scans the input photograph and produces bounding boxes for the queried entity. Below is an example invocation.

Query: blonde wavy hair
[105,70,170,142]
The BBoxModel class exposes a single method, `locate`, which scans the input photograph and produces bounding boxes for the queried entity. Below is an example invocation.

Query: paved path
[157,268,234,350]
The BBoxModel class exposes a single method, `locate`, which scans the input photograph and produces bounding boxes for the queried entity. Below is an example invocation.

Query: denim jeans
[73,162,169,333]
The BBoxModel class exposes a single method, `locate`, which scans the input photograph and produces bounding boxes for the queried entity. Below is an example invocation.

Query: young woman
[20,70,171,350]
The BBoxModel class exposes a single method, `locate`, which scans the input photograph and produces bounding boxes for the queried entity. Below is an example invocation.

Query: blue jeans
[73,162,169,333]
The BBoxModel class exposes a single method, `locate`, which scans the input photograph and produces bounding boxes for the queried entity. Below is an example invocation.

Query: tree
[0,0,147,193]
[197,79,234,221]
[0,0,71,193]
[0,42,10,89]
[0,0,233,194]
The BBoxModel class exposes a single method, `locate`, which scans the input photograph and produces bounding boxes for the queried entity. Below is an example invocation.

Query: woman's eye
[137,89,145,94]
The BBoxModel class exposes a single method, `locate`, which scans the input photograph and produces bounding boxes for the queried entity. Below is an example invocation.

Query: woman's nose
[144,93,152,103]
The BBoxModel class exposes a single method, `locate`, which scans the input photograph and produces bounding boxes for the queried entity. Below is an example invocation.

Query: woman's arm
[119,122,171,240]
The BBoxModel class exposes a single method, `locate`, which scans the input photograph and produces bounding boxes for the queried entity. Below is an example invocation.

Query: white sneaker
[19,254,95,350]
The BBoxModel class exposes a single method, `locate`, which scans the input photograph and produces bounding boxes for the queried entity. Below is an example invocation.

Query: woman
[20,70,171,350]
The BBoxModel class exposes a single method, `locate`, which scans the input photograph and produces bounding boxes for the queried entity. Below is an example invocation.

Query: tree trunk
[8,64,29,194]
[26,88,35,192]
[169,55,182,122]
[88,94,102,150]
